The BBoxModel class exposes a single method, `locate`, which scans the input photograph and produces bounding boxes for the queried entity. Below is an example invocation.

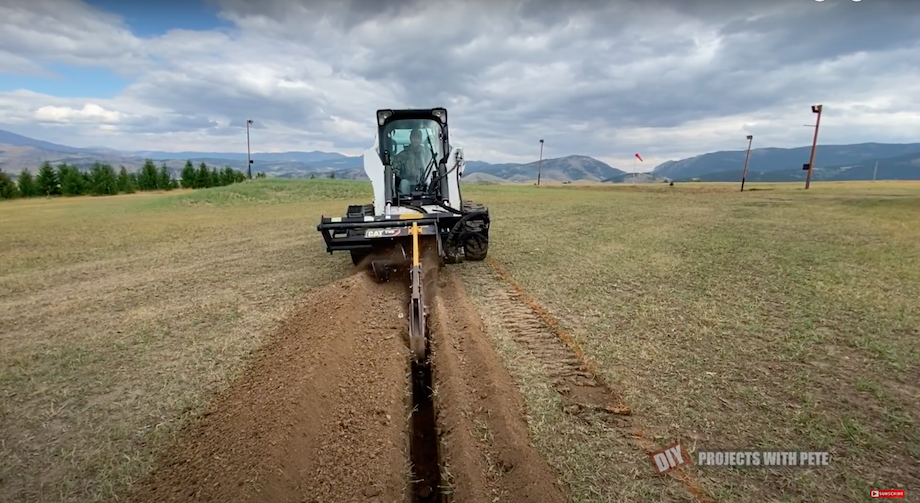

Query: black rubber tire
[460,200,490,261]
[463,232,489,261]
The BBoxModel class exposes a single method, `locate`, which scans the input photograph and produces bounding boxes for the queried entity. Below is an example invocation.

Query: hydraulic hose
[446,211,489,248]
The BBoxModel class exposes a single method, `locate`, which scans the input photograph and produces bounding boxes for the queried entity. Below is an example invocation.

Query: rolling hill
[5,128,917,183]
[0,129,94,154]
[464,155,626,182]
[655,142,920,181]
[686,151,920,182]
[0,129,624,182]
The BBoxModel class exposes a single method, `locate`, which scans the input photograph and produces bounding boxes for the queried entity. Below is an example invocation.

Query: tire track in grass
[487,258,718,503]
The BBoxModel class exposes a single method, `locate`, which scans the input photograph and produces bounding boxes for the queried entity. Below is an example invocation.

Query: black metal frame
[318,216,440,252]
[317,209,489,258]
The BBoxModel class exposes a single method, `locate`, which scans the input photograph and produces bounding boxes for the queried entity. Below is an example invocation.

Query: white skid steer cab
[317,107,490,273]
[316,108,491,361]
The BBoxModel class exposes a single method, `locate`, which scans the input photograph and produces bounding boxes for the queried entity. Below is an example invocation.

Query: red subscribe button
[871,489,905,498]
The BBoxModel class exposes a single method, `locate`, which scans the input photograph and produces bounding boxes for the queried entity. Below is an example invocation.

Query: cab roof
[376,108,447,127]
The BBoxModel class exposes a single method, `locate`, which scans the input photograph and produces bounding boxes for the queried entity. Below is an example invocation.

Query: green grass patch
[168,178,373,207]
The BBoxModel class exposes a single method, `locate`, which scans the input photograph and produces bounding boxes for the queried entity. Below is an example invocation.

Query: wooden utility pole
[537,139,544,186]
[804,105,822,190]
[740,134,753,192]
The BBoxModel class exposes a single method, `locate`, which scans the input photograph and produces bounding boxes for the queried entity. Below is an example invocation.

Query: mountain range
[1,128,918,182]
[0,129,627,182]
[654,142,920,182]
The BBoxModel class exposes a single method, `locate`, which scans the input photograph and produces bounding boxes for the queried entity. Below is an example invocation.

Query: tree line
[0,160,249,199]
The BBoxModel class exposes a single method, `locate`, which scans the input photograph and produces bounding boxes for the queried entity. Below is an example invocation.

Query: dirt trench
[124,267,569,503]
[429,272,569,503]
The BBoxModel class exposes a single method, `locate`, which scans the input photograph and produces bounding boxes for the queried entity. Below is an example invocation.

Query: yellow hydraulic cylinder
[410,222,421,267]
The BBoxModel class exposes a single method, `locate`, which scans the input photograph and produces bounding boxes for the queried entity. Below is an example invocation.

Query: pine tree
[0,171,19,199]
[117,166,135,193]
[59,164,86,196]
[88,163,118,195]
[36,161,60,196]
[210,166,220,186]
[103,164,118,194]
[158,164,173,190]
[18,169,37,197]
[219,167,232,186]
[181,160,197,189]
[197,162,211,188]
[139,160,159,191]
[88,163,105,195]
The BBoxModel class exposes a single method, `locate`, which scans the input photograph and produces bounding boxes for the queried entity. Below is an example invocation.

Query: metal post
[537,139,544,186]
[246,119,253,179]
[805,105,822,190]
[741,135,753,192]
[873,161,878,182]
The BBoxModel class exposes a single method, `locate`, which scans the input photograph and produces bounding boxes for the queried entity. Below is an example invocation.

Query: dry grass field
[1,182,361,502]
[1,179,918,503]
[459,180,920,502]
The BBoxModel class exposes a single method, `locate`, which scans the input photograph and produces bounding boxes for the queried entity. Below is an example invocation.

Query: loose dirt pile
[125,273,410,503]
[125,264,579,503]
[429,272,569,503]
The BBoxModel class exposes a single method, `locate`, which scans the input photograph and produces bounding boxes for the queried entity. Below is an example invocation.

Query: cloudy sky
[2,0,920,170]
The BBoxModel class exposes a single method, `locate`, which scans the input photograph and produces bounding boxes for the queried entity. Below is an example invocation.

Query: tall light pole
[740,134,753,192]
[537,139,544,186]
[804,104,822,190]
[246,119,254,179]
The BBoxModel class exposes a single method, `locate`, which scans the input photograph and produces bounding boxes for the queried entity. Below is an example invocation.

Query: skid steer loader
[317,108,490,361]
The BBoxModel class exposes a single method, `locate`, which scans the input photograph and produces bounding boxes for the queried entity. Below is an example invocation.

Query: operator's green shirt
[392,145,432,184]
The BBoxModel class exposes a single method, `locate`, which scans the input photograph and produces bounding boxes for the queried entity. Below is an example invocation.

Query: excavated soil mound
[430,272,569,503]
[125,273,410,503]
[126,265,575,503]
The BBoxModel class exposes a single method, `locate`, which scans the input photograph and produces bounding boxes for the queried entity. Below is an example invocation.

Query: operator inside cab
[393,128,433,195]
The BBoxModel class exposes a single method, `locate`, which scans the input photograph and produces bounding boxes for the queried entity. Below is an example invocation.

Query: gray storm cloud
[1,0,919,166]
